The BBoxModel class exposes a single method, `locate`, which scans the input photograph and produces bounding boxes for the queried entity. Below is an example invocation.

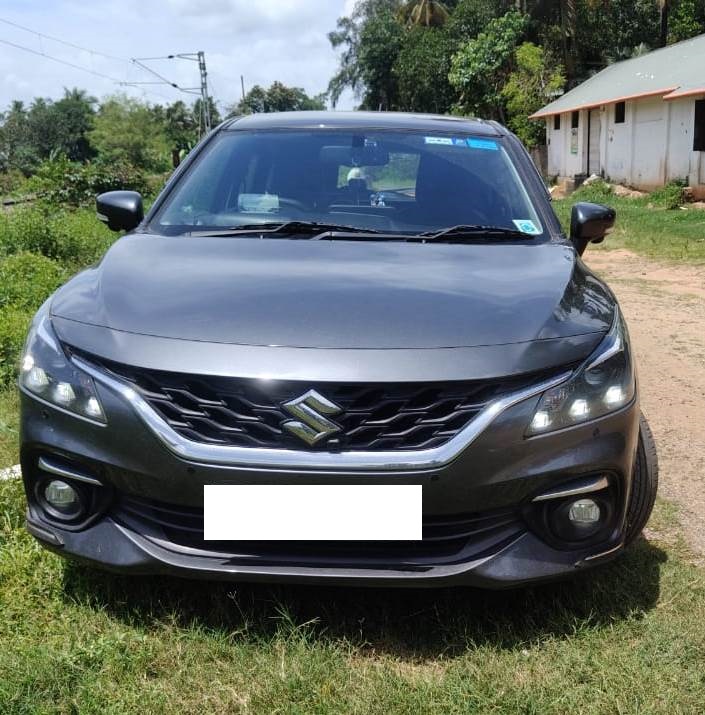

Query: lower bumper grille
[116,495,525,569]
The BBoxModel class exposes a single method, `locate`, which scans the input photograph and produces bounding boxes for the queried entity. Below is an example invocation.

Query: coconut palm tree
[397,0,450,27]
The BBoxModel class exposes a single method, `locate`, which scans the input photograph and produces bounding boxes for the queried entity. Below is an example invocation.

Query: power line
[0,16,187,103]
[0,36,125,83]
[130,52,214,134]
[0,17,218,114]
[0,16,125,62]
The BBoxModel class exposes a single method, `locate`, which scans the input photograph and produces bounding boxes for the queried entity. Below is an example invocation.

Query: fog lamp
[568,498,601,524]
[44,480,78,509]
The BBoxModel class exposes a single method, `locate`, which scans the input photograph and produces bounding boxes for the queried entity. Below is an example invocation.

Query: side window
[571,111,579,129]
[553,115,561,131]
[694,99,705,152]
[615,101,626,124]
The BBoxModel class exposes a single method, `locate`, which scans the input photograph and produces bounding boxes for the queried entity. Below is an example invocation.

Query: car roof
[223,111,504,136]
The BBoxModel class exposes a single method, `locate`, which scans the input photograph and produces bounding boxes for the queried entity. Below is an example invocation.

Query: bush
[573,179,613,201]
[649,180,686,210]
[0,205,60,258]
[27,156,148,207]
[0,169,28,197]
[0,252,65,311]
[0,307,31,387]
[0,205,116,267]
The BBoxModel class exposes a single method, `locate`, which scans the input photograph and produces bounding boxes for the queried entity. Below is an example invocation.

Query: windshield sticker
[425,136,472,147]
[468,138,499,151]
[513,219,542,235]
[238,193,280,213]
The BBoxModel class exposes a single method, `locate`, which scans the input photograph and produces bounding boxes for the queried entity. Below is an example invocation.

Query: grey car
[19,111,657,588]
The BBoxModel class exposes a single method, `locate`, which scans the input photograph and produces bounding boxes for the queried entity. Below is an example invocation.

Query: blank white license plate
[203,484,422,541]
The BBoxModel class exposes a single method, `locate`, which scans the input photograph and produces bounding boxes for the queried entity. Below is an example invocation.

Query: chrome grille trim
[73,355,571,471]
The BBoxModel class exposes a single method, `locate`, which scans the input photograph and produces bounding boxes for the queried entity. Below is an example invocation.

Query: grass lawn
[553,184,705,263]
[2,195,705,711]
[2,472,705,712]
[0,389,19,469]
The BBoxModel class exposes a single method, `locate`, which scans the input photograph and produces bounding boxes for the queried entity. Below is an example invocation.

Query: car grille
[116,494,524,569]
[76,351,561,452]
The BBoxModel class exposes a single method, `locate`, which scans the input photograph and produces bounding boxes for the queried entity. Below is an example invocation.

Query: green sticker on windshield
[513,219,541,235]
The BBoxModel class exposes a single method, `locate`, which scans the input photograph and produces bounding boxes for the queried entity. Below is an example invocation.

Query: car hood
[51,235,613,351]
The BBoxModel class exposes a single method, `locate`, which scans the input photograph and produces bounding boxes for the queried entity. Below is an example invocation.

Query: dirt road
[587,249,705,557]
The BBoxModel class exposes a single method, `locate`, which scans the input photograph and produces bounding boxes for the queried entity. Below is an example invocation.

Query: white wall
[546,109,588,178]
[546,95,705,193]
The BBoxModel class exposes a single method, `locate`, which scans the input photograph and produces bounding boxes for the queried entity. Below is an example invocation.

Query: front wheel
[625,413,659,545]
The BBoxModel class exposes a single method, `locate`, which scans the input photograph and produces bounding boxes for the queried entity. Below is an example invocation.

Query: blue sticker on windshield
[513,219,542,235]
[468,138,499,151]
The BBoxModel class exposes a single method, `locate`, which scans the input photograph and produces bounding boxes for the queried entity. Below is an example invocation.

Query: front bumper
[20,379,640,588]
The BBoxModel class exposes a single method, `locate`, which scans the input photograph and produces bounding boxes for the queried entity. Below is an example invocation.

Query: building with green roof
[533,34,705,195]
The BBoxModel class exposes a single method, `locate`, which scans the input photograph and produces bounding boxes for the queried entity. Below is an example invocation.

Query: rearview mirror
[96,191,144,232]
[570,202,616,256]
[319,145,390,167]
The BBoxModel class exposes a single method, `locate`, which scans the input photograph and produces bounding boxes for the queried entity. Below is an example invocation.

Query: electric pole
[197,51,211,133]
[130,50,214,136]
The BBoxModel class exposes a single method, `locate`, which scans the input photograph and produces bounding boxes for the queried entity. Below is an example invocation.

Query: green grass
[2,192,705,711]
[1,467,705,713]
[553,184,705,263]
[0,389,19,468]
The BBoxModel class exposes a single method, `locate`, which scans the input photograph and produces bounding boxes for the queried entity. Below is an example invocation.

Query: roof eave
[530,86,679,119]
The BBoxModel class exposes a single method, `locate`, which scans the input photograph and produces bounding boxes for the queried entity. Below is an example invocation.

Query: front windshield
[152,129,544,237]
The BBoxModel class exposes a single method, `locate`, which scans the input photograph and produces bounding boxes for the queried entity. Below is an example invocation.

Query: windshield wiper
[414,225,532,242]
[185,221,384,238]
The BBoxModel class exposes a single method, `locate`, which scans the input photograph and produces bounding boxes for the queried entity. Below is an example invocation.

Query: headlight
[19,305,106,424]
[527,309,634,435]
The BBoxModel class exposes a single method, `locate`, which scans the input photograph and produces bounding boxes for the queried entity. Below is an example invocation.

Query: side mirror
[570,202,616,256]
[96,191,144,232]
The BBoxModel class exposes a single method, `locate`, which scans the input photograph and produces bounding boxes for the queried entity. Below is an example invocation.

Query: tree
[328,0,404,109]
[193,96,222,130]
[398,0,451,26]
[164,100,198,167]
[668,0,705,42]
[0,101,35,174]
[89,94,170,172]
[559,0,577,81]
[394,27,455,112]
[0,89,95,174]
[445,0,501,46]
[50,88,96,162]
[501,42,565,147]
[449,11,528,121]
[231,82,325,116]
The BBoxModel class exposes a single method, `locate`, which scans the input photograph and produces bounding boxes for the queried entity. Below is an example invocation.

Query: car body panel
[51,239,613,351]
[20,111,639,588]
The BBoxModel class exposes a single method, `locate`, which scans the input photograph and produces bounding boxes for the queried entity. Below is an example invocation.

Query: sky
[0,0,357,113]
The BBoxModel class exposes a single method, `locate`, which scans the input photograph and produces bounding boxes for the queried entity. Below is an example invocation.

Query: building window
[615,101,626,124]
[695,100,705,152]
[553,114,561,131]
[571,111,579,129]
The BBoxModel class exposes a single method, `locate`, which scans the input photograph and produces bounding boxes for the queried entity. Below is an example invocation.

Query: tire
[625,412,659,545]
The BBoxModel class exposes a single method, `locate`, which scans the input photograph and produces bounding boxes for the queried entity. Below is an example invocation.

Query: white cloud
[0,0,356,111]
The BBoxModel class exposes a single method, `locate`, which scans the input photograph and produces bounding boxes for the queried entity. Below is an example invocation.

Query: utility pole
[131,51,214,136]
[197,51,211,133]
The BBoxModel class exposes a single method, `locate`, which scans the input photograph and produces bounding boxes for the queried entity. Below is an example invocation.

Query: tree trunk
[560,0,576,83]
[659,0,670,47]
